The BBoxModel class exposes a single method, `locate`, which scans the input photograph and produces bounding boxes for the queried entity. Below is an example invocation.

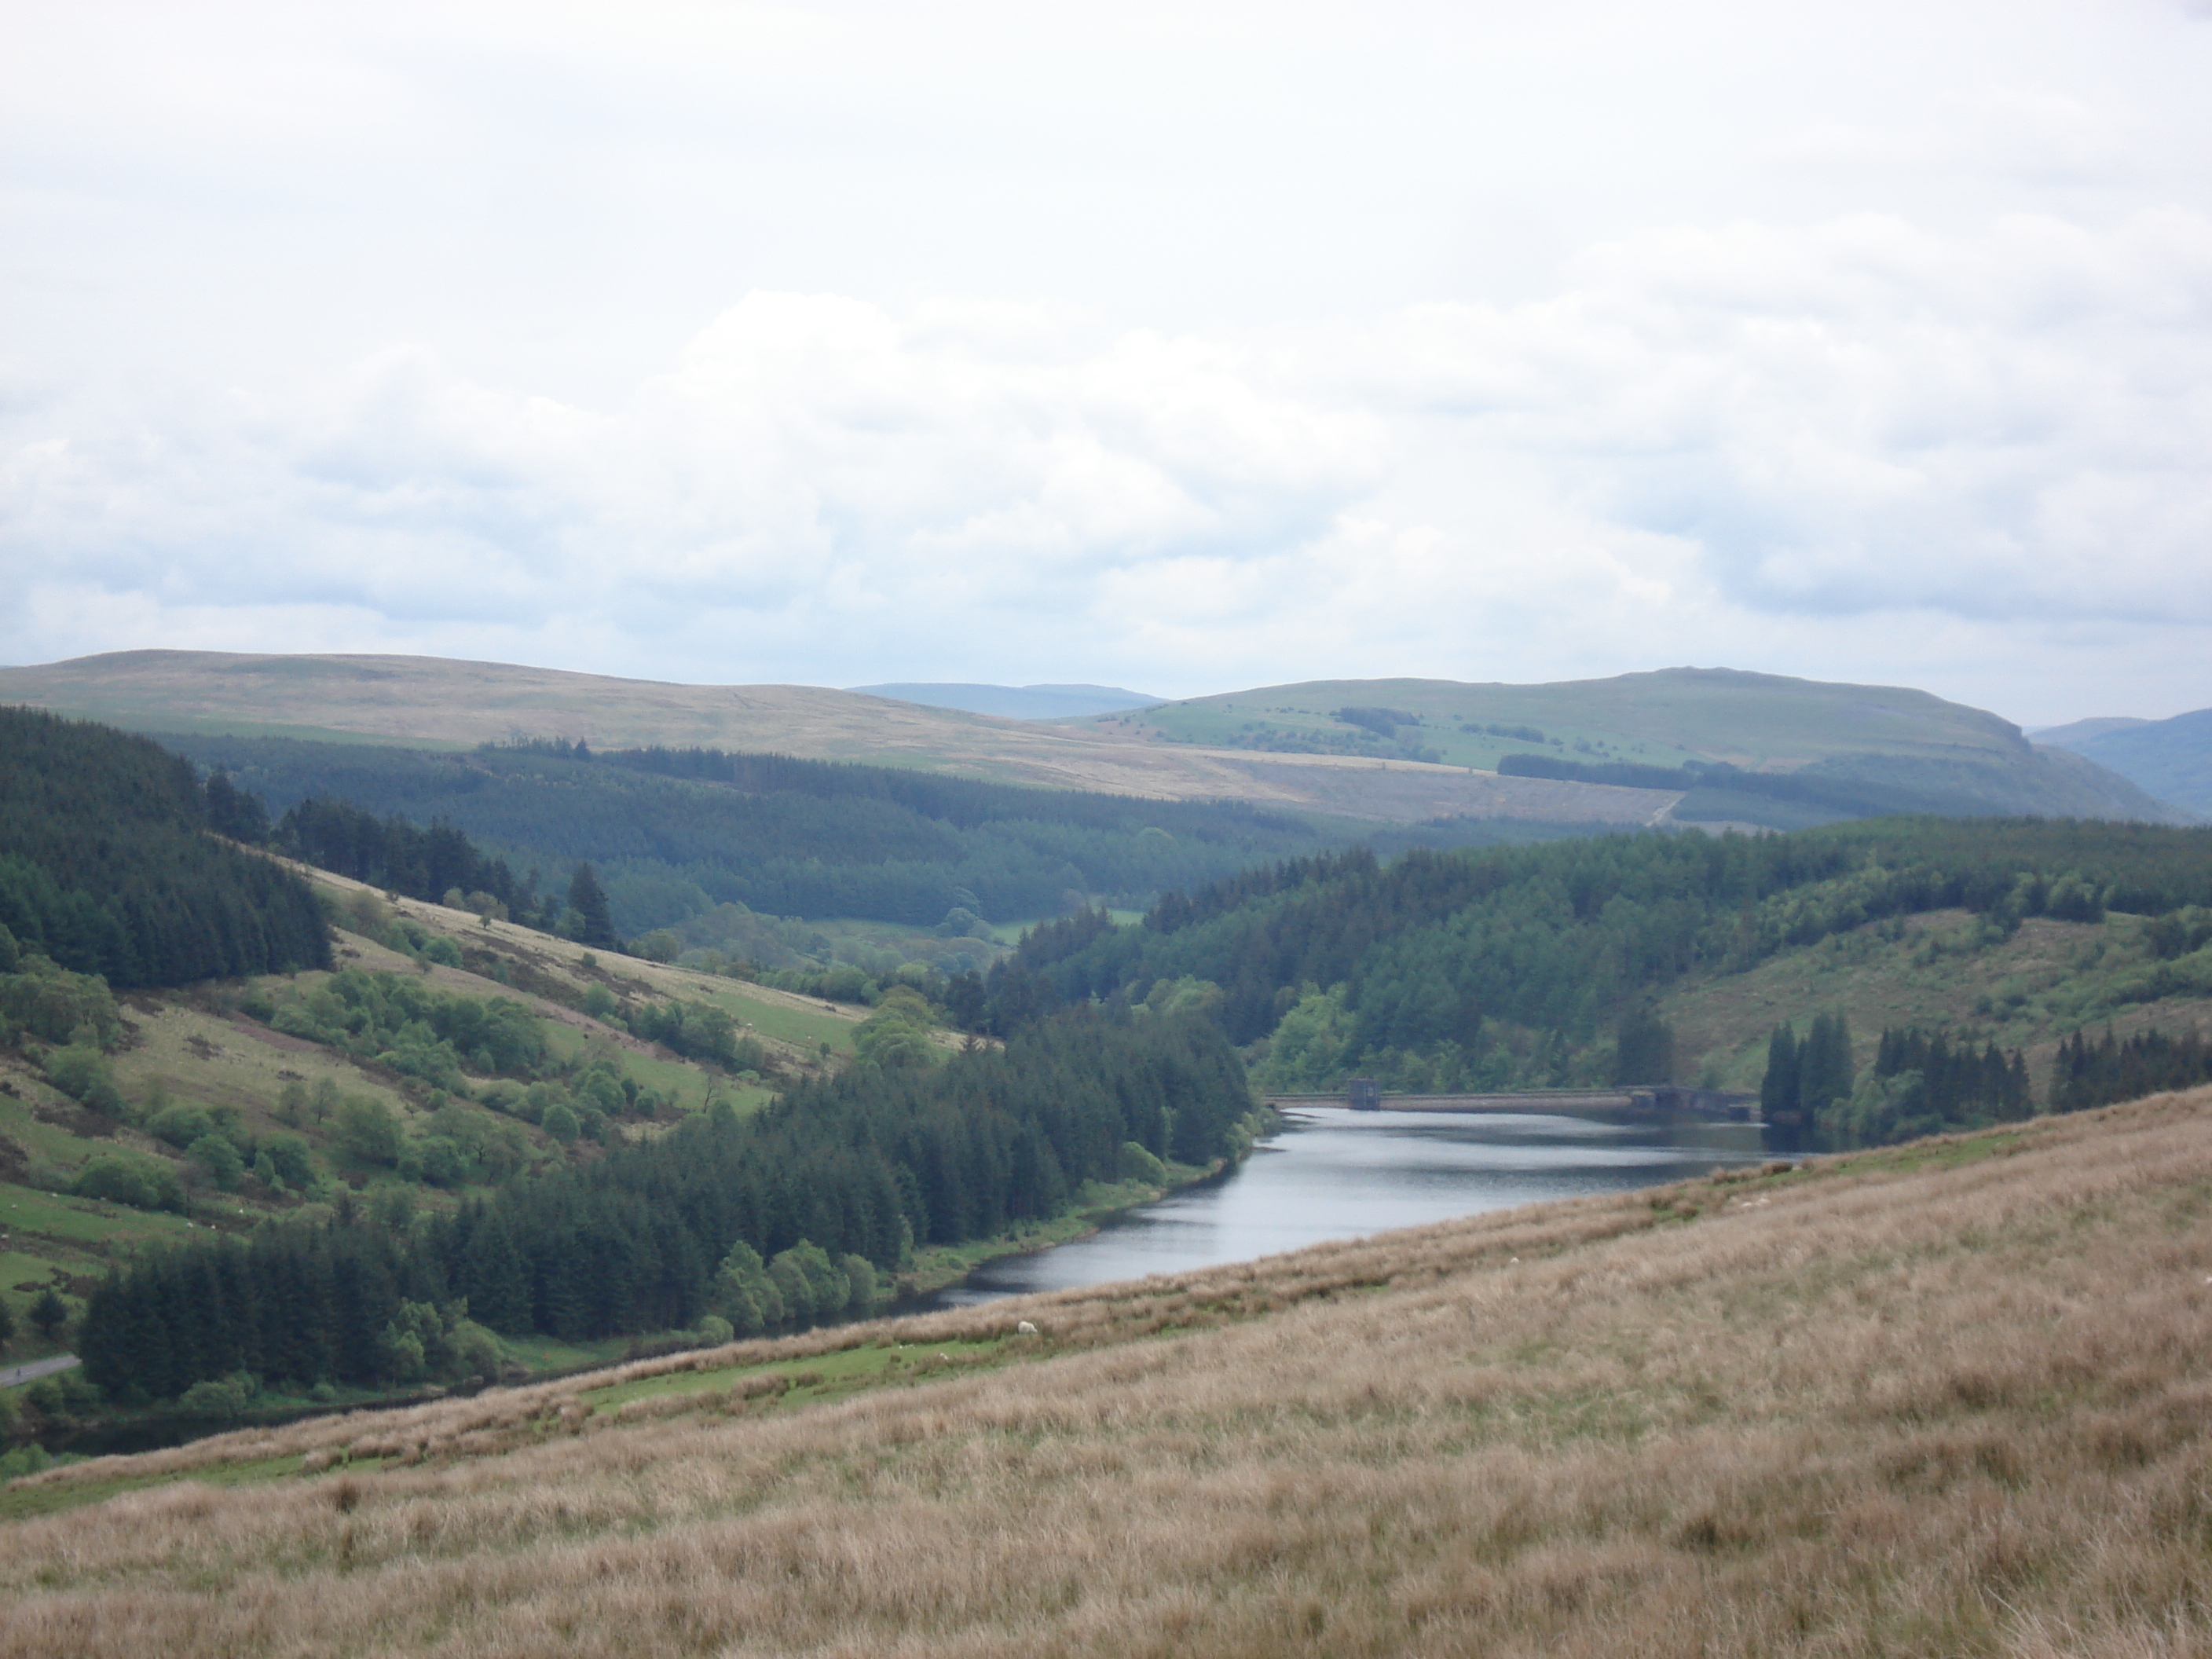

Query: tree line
[2050,1027,2212,1112]
[1763,1015,2033,1148]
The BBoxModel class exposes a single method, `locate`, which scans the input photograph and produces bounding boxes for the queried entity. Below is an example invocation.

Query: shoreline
[895,1105,1279,1300]
[14,1108,1280,1461]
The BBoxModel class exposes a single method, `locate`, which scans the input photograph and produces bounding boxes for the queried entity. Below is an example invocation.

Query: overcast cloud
[4,0,2209,723]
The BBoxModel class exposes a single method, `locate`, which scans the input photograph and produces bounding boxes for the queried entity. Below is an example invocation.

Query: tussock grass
[9,1090,2212,1654]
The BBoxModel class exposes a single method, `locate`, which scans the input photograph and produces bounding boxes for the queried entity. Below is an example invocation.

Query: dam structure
[1264,1080,1760,1122]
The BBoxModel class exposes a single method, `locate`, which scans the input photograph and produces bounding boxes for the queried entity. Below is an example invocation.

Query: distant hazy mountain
[2029,716,2152,746]
[847,683,1164,720]
[2034,708,2212,819]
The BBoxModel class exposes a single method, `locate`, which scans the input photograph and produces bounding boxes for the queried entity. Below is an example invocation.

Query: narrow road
[0,1354,78,1390]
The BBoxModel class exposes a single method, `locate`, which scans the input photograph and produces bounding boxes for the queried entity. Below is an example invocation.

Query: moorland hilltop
[0,650,2185,828]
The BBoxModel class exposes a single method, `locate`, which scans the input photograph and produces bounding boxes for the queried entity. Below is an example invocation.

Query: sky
[3,1,2210,726]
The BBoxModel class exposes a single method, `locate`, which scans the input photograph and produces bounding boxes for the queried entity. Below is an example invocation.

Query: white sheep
[1016,1320,1039,1336]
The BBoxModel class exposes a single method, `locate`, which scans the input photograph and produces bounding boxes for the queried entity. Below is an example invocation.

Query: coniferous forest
[78,1010,1254,1399]
[152,732,1597,936]
[981,817,2212,1094]
[0,709,330,987]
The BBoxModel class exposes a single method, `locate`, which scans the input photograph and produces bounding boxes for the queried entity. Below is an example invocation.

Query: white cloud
[1347,209,2212,632]
[5,2,2212,723]
[6,200,2212,721]
[1,294,1386,678]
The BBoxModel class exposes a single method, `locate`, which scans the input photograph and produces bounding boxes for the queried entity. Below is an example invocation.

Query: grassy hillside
[0,864,884,1386]
[848,683,1164,719]
[5,1087,2212,1655]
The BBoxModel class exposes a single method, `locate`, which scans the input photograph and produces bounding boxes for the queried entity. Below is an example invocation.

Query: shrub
[71,1152,188,1213]
[632,928,681,963]
[1118,1141,1170,1185]
[2,960,123,1047]
[0,1445,47,1484]
[767,1240,849,1326]
[839,1253,881,1312]
[146,1101,218,1150]
[188,1133,244,1191]
[334,1096,402,1166]
[44,1044,126,1114]
[176,1371,258,1416]
[260,1132,316,1189]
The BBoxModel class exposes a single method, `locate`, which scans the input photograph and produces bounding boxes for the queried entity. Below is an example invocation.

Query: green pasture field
[682,983,860,1055]
[983,909,1142,946]
[1131,693,1696,772]
[0,1184,196,1251]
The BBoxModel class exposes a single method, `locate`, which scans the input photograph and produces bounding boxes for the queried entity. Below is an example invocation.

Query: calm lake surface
[934,1105,1772,1307]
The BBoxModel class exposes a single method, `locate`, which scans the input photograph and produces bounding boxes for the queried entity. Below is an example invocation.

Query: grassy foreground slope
[7,1088,2212,1656]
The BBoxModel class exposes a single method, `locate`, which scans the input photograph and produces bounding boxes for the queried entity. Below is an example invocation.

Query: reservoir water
[935,1105,1771,1306]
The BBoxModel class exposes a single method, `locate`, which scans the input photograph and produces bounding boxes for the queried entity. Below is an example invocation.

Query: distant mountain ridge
[1111,667,2192,829]
[0,650,2185,829]
[2035,708,2212,819]
[846,683,1163,720]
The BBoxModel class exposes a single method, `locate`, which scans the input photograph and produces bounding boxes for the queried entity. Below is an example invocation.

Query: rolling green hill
[1100,667,2188,826]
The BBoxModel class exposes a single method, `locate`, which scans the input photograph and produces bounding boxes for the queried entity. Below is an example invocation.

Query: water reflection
[933,1106,1769,1307]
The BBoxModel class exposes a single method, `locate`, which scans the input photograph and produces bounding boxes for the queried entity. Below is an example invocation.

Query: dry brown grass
[11,1090,2212,1656]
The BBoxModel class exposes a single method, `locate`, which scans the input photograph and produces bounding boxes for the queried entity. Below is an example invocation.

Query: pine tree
[1760,1024,1801,1118]
[1797,1013,1855,1114]
[29,1287,68,1342]
[567,863,619,950]
[1613,1007,1675,1084]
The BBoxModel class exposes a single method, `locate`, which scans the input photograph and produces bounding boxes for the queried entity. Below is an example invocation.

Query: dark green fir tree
[567,862,620,950]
